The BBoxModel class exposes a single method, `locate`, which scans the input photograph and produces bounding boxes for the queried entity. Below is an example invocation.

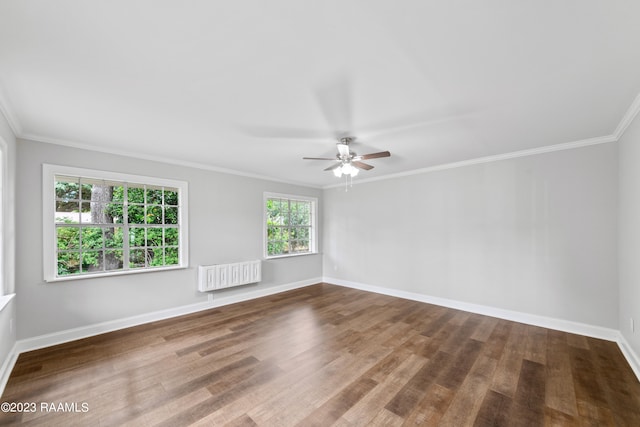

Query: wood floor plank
[402,383,455,426]
[510,359,546,426]
[490,321,528,398]
[436,354,499,426]
[341,353,426,426]
[1,283,639,426]
[294,377,378,427]
[384,350,451,417]
[545,329,578,417]
[473,389,512,427]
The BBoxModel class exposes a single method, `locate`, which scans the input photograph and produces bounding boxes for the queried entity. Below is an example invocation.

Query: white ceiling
[1,1,639,187]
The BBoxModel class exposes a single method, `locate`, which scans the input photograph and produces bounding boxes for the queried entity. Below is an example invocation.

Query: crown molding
[613,92,640,139]
[18,133,322,190]
[7,87,640,190]
[323,134,618,189]
[0,86,21,137]
[324,90,640,189]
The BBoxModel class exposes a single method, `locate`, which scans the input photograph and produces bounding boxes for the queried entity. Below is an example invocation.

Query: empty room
[1,1,640,425]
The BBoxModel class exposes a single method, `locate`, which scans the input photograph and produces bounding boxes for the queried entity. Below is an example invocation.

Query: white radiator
[198,260,261,292]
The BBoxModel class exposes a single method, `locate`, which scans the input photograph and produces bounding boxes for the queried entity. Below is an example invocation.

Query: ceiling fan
[303,137,390,177]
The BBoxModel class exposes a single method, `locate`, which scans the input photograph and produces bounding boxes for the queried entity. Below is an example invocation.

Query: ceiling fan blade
[352,161,374,171]
[303,157,336,160]
[359,151,391,160]
[324,163,342,171]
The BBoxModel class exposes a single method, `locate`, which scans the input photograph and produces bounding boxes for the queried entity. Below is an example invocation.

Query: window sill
[0,293,15,313]
[45,265,188,283]
[265,252,320,260]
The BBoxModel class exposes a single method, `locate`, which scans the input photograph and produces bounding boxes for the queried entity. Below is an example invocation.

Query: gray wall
[16,139,322,339]
[0,112,17,374]
[323,143,619,328]
[619,111,640,355]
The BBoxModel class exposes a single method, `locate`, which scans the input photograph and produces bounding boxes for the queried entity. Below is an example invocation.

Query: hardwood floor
[1,283,639,426]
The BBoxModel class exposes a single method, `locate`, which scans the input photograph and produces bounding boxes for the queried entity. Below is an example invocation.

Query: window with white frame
[264,192,317,258]
[43,164,188,281]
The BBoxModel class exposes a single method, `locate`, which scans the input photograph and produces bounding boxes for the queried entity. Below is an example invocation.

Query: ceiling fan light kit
[333,162,359,178]
[303,137,391,188]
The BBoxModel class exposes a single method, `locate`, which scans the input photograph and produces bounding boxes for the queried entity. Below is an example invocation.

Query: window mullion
[123,183,130,271]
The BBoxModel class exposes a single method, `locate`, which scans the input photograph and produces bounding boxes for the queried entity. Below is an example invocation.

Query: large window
[264,192,317,258]
[43,165,188,281]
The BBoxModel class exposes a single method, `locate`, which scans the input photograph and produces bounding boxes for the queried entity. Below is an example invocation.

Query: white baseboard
[324,277,640,381]
[3,276,639,397]
[324,277,620,341]
[0,343,18,398]
[617,333,640,381]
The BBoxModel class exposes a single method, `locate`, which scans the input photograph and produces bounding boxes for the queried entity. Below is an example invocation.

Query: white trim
[0,293,14,313]
[0,136,6,295]
[613,92,640,139]
[21,134,322,189]
[5,89,640,190]
[322,92,640,189]
[325,277,640,381]
[0,342,19,398]
[42,164,189,282]
[617,333,640,381]
[323,135,617,189]
[0,87,21,137]
[327,275,621,335]
[1,278,639,396]
[324,277,619,341]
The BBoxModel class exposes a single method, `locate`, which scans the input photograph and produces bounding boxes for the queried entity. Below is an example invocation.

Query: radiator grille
[198,260,261,292]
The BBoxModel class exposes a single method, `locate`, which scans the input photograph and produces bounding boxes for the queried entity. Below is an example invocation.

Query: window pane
[80,182,95,200]
[165,228,179,246]
[294,227,310,240]
[128,205,145,224]
[147,205,163,224]
[147,228,163,246]
[292,240,309,252]
[150,248,164,266]
[146,187,163,204]
[267,199,286,226]
[111,185,125,202]
[268,241,287,256]
[55,179,80,202]
[267,225,278,240]
[79,203,92,224]
[106,202,124,224]
[165,207,178,225]
[294,203,310,225]
[130,227,146,247]
[105,227,123,248]
[57,227,80,250]
[58,252,81,276]
[128,186,145,203]
[130,249,147,268]
[82,227,103,249]
[165,247,179,265]
[82,250,104,272]
[164,189,178,205]
[85,202,117,224]
[105,250,124,271]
